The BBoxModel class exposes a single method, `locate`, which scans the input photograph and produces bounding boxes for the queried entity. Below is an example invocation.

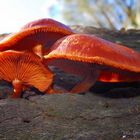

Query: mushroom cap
[45,34,140,82]
[21,18,73,32]
[0,24,73,52]
[0,50,53,92]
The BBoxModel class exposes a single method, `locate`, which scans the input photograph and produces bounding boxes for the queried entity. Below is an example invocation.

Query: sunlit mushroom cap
[21,18,73,33]
[46,34,140,72]
[0,50,53,92]
[0,25,73,54]
[45,34,140,82]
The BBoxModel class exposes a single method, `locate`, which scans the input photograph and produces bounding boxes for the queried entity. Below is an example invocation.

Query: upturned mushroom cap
[0,19,74,57]
[0,51,53,97]
[45,34,140,82]
[21,18,73,32]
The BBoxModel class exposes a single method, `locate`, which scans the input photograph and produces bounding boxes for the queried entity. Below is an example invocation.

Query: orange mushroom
[0,18,74,58]
[0,50,54,98]
[44,34,140,93]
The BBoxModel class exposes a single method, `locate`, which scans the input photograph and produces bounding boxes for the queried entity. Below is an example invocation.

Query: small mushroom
[44,34,140,93]
[0,18,74,58]
[0,50,54,98]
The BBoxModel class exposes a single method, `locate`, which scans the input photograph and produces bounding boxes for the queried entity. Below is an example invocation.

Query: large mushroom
[0,18,74,58]
[44,34,140,93]
[0,51,54,98]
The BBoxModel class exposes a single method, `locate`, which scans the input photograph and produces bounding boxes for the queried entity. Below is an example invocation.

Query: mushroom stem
[46,58,100,93]
[12,79,23,98]
[70,69,100,93]
[32,44,43,59]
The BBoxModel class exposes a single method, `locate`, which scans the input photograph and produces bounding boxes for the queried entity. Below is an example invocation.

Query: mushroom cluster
[0,18,140,98]
[0,18,74,98]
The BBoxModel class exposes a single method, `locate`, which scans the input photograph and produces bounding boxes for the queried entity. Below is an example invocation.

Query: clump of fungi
[0,18,73,98]
[0,18,140,98]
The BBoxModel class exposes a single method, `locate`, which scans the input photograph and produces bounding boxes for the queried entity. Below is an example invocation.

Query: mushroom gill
[0,51,53,98]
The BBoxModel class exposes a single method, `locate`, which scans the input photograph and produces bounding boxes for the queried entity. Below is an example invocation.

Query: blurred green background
[0,0,139,33]
[59,0,140,29]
